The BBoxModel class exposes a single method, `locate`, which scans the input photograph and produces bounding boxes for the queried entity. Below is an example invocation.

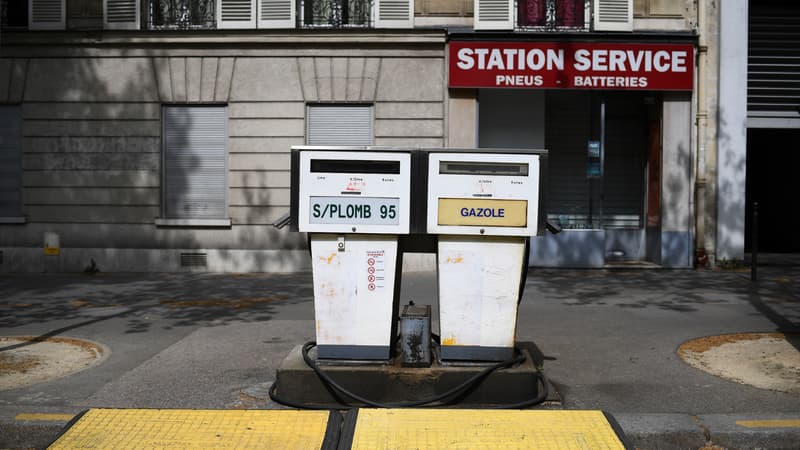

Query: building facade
[2,0,787,272]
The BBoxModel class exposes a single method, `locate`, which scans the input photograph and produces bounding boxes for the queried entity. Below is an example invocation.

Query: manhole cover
[0,336,107,390]
[678,333,800,395]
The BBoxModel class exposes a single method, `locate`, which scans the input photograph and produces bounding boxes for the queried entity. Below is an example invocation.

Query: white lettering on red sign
[458,47,565,71]
[450,42,694,91]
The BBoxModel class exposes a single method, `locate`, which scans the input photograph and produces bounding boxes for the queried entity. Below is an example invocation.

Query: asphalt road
[1,267,799,449]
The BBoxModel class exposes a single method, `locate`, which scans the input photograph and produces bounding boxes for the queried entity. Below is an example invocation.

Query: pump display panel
[293,149,411,234]
[427,152,543,237]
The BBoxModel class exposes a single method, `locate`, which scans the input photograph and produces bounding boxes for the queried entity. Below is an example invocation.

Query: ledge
[0,29,447,46]
[155,218,231,228]
[0,217,26,224]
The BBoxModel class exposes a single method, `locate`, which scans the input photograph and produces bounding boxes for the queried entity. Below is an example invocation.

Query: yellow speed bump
[346,409,630,450]
[48,408,340,450]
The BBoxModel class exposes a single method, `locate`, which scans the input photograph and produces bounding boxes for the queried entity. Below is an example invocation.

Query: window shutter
[163,106,228,220]
[474,0,513,31]
[257,0,295,28]
[218,0,256,29]
[374,0,413,29]
[0,107,23,218]
[307,105,373,146]
[29,0,65,30]
[748,3,800,123]
[593,0,632,32]
[104,0,140,30]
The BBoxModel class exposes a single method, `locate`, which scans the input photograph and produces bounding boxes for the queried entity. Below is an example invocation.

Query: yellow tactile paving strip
[350,409,627,450]
[48,408,331,450]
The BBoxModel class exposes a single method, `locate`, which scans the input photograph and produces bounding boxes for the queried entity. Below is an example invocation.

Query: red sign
[449,42,694,91]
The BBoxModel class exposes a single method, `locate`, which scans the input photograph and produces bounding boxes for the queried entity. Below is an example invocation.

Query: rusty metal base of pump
[272,342,560,408]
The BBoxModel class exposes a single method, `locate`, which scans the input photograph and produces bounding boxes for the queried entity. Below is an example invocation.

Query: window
[301,0,371,27]
[518,0,588,30]
[307,104,374,146]
[0,106,23,221]
[149,0,217,29]
[161,106,229,224]
[1,0,29,28]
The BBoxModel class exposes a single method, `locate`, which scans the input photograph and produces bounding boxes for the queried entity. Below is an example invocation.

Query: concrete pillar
[447,89,477,147]
[716,0,748,261]
[661,93,693,268]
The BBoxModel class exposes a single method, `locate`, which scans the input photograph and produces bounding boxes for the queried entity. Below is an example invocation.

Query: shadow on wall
[715,109,747,261]
[3,52,310,272]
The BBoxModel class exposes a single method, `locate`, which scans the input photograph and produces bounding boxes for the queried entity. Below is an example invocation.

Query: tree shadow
[0,272,315,341]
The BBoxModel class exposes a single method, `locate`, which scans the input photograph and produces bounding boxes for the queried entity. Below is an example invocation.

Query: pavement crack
[691,414,714,446]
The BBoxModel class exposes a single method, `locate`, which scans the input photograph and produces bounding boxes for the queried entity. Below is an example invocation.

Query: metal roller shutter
[602,94,646,229]
[163,106,228,219]
[748,3,800,125]
[545,91,644,229]
[307,105,373,146]
[546,91,596,228]
[0,106,22,218]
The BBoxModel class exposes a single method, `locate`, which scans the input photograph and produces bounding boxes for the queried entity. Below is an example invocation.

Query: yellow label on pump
[44,247,59,256]
[438,198,527,227]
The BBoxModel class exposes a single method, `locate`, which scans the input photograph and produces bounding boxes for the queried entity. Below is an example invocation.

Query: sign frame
[449,41,695,91]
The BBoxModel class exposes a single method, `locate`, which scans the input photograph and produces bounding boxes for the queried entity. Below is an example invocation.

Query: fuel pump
[424,149,546,361]
[290,147,412,360]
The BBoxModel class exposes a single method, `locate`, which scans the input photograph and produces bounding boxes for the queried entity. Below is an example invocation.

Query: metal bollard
[751,202,758,282]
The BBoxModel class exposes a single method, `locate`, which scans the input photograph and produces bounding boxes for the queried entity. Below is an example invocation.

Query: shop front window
[149,0,216,29]
[545,91,648,230]
[517,0,589,31]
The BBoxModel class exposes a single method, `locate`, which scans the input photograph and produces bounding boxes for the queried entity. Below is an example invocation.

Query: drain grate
[180,252,207,267]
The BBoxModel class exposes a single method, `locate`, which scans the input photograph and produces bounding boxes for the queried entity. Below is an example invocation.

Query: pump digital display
[309,196,400,225]
[439,161,529,176]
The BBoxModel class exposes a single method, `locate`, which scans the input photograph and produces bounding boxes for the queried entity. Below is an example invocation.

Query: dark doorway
[745,128,800,252]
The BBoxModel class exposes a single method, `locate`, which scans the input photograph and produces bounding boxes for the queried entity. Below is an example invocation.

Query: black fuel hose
[268,341,549,410]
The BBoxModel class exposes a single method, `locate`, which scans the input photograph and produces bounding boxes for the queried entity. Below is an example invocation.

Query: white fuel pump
[291,147,411,360]
[425,150,546,361]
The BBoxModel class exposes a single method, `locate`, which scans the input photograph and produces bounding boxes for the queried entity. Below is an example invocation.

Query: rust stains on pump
[445,256,464,264]
[318,253,338,265]
[442,335,457,346]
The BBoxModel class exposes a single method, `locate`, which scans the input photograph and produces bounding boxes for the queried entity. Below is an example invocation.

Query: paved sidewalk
[1,265,798,449]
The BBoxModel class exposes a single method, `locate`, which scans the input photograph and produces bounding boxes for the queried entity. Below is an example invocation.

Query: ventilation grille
[32,0,62,23]
[478,0,509,22]
[106,0,136,22]
[595,0,629,23]
[748,4,800,117]
[181,252,208,267]
[379,0,409,21]
[261,0,291,20]
[222,0,253,21]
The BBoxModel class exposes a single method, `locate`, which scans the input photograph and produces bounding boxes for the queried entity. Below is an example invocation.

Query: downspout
[694,0,711,267]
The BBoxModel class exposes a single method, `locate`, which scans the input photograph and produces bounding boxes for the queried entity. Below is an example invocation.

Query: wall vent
[181,252,208,267]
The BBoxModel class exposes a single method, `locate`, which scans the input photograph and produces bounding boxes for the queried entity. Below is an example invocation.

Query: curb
[3,410,800,450]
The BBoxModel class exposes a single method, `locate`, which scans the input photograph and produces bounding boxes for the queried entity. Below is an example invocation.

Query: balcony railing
[517,0,590,32]
[300,0,372,28]
[149,0,216,30]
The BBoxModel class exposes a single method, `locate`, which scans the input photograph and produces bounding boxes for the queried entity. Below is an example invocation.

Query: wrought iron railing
[300,0,372,28]
[516,0,591,32]
[149,0,217,30]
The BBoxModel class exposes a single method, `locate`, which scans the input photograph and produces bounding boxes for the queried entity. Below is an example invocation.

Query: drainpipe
[694,0,712,268]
